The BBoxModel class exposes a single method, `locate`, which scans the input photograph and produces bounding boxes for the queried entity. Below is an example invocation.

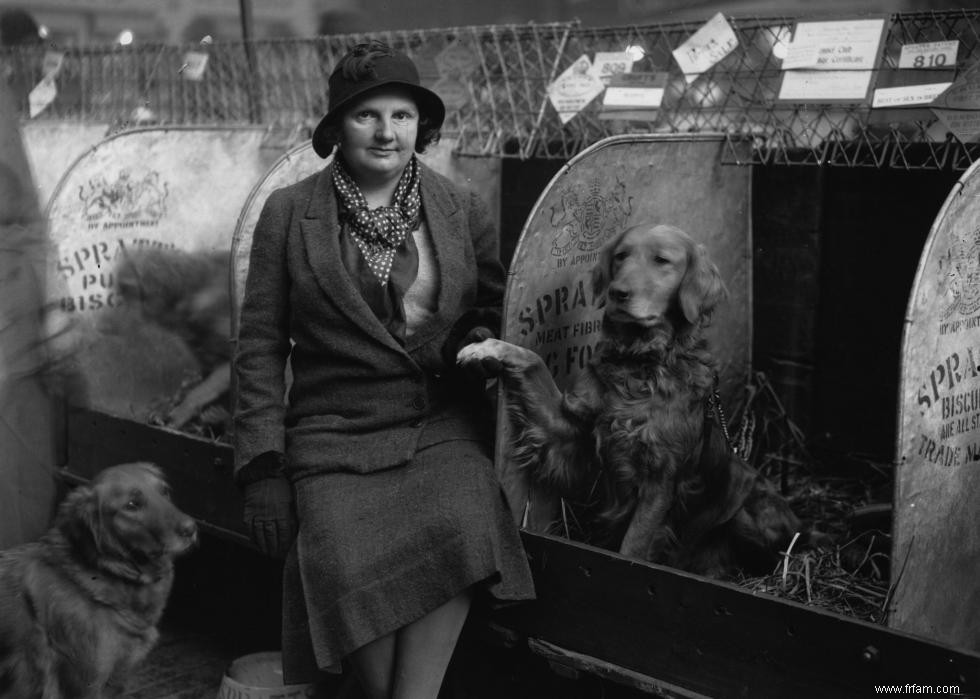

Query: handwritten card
[672,12,738,84]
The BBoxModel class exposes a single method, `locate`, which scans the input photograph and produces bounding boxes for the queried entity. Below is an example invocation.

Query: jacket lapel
[299,164,405,353]
[405,164,465,352]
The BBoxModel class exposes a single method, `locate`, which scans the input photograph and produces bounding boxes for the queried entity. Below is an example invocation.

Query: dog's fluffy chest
[592,358,709,471]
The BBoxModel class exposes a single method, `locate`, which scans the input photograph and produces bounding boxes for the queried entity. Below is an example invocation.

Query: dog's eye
[613,250,630,261]
[124,490,145,511]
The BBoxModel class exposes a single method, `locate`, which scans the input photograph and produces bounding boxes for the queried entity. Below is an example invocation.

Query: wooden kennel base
[63,406,980,699]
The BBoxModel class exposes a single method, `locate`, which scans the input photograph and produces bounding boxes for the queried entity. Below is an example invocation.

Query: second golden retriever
[459,223,800,577]
[0,462,197,698]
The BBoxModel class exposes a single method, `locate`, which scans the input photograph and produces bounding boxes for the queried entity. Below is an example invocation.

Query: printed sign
[547,55,605,125]
[780,41,820,70]
[599,72,667,121]
[46,128,271,320]
[672,12,738,84]
[780,18,886,70]
[778,70,874,102]
[932,109,980,144]
[872,82,952,108]
[28,76,57,118]
[892,160,980,652]
[590,51,635,85]
[899,40,958,70]
[180,51,209,81]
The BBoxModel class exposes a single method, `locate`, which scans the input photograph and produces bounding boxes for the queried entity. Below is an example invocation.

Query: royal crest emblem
[79,170,169,223]
[549,173,633,257]
[938,225,980,320]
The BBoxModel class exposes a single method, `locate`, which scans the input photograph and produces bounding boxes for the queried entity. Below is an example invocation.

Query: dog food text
[516,278,600,336]
[56,238,176,312]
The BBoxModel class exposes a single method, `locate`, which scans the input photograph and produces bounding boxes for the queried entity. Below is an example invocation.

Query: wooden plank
[494,532,980,699]
[65,406,247,545]
[528,638,710,699]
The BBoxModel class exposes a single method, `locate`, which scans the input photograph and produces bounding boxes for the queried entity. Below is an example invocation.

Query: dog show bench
[52,130,980,698]
[61,404,980,699]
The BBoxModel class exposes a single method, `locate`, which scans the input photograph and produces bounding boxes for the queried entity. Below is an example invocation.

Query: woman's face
[338,87,419,185]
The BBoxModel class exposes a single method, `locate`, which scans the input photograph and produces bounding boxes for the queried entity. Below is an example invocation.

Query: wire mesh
[4,11,980,168]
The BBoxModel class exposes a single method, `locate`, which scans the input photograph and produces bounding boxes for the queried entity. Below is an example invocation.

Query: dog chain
[708,374,738,458]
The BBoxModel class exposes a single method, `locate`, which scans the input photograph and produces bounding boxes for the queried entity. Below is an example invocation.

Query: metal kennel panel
[497,133,752,530]
[893,159,980,653]
[44,126,274,421]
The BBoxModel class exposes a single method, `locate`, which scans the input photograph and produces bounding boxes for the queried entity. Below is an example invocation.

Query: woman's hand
[237,452,297,559]
[243,476,297,559]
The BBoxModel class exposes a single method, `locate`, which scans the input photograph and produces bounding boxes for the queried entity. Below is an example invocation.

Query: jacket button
[411,395,426,410]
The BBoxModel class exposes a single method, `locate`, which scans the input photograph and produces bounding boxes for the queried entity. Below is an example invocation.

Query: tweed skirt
[281,437,535,677]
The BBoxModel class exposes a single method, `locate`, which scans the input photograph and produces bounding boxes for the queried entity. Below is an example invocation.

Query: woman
[233,41,534,698]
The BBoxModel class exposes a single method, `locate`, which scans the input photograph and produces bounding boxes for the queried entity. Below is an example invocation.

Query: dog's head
[116,248,232,366]
[592,223,728,336]
[57,462,198,582]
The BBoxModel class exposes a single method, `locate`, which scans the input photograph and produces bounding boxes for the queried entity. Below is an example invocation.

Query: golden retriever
[0,463,197,698]
[459,223,801,577]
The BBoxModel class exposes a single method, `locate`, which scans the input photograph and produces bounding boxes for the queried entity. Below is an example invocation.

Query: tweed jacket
[233,161,504,479]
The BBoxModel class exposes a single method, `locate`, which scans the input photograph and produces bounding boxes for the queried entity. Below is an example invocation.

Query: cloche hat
[311,42,446,158]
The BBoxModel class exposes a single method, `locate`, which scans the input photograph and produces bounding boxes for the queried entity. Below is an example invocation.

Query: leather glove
[458,325,495,351]
[237,452,297,559]
[454,325,505,379]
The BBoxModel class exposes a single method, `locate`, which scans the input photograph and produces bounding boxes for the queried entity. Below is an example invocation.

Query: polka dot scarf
[332,156,422,286]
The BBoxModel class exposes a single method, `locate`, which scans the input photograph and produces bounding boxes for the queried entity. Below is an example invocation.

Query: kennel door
[45,126,273,421]
[500,134,752,532]
[893,159,980,652]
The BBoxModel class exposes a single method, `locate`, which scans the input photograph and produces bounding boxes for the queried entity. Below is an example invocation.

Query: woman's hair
[320,41,441,154]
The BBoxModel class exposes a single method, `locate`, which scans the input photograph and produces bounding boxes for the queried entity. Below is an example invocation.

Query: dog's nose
[608,285,629,303]
[177,518,198,540]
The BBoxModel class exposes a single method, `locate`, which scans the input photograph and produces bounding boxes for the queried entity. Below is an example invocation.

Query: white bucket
[216,651,315,699]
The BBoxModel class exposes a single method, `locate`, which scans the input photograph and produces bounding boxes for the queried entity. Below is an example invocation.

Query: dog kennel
[23,10,980,697]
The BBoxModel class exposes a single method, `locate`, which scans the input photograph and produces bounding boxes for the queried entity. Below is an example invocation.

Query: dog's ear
[678,243,728,324]
[56,484,102,557]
